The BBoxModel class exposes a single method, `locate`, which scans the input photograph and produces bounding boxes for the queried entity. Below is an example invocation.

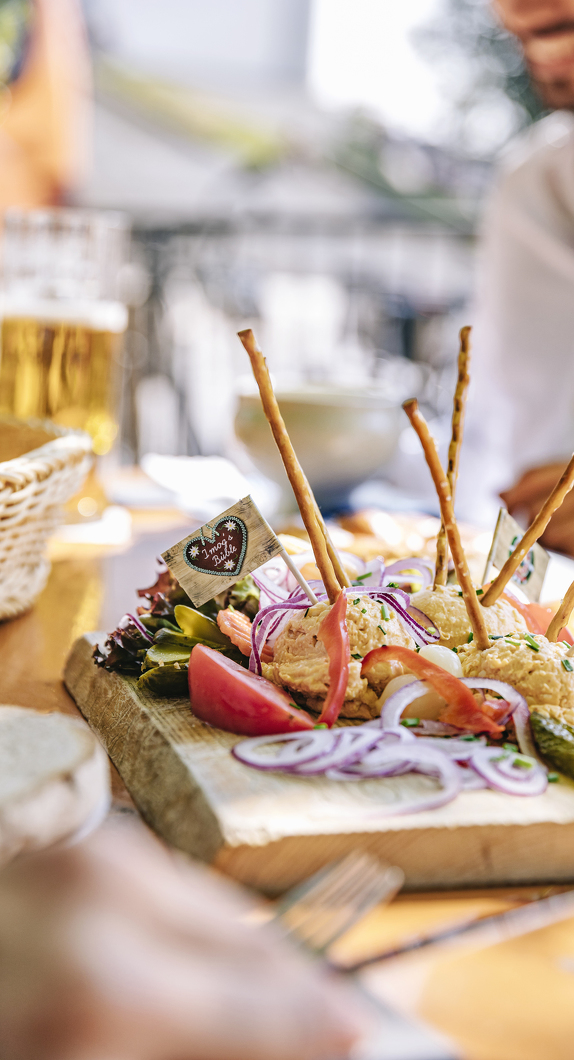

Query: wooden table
[4,524,574,1060]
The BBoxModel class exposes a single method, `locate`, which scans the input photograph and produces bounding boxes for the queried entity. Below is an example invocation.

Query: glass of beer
[0,209,129,459]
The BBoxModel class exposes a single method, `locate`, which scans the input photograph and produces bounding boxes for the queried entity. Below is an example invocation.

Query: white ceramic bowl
[234,385,402,511]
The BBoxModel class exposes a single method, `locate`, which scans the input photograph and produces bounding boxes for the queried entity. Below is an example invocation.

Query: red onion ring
[384,559,433,589]
[461,678,537,758]
[470,746,548,796]
[231,730,332,771]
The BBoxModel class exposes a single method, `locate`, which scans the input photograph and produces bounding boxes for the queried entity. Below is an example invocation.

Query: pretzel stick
[403,399,490,650]
[481,452,574,607]
[434,326,471,588]
[238,329,342,603]
[546,580,574,642]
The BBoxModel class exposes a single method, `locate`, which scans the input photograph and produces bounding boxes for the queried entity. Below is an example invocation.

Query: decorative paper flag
[483,508,549,603]
[162,496,285,608]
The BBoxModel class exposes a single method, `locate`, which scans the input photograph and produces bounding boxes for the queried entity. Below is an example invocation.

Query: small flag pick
[162,495,317,608]
[483,508,549,603]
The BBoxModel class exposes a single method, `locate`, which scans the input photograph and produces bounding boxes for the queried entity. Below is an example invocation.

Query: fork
[273,851,405,956]
[273,854,459,1060]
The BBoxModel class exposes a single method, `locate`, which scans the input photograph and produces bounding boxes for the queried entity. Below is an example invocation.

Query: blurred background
[0,0,547,524]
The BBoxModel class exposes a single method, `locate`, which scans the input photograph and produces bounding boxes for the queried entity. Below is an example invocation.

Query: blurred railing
[118,216,475,465]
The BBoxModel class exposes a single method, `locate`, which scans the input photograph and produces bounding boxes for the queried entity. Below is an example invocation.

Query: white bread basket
[0,417,93,619]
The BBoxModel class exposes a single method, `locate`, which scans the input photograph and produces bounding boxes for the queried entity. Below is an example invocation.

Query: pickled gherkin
[531,711,574,780]
[138,661,189,696]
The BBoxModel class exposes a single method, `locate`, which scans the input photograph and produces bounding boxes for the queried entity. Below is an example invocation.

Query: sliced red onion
[380,680,432,729]
[470,746,548,796]
[459,766,489,790]
[122,613,154,643]
[350,744,463,814]
[232,730,332,771]
[294,729,383,775]
[327,730,419,780]
[412,736,487,761]
[384,559,433,589]
[461,678,537,757]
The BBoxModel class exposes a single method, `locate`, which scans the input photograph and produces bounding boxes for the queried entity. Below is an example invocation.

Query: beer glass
[0,209,129,458]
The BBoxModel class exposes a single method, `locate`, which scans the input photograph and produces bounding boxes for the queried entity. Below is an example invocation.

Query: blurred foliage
[413,0,547,155]
[0,0,32,85]
[97,58,286,169]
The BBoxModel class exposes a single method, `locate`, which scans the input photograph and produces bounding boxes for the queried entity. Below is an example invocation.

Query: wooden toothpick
[403,398,490,651]
[434,326,471,588]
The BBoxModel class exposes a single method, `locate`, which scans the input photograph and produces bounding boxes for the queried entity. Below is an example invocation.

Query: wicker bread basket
[0,417,93,619]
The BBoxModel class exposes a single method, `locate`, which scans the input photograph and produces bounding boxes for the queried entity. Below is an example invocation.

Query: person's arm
[0,818,368,1060]
[501,460,574,555]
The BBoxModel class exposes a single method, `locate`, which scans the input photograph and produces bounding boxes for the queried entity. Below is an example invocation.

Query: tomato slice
[317,591,350,727]
[361,644,505,735]
[188,644,314,735]
[501,593,574,644]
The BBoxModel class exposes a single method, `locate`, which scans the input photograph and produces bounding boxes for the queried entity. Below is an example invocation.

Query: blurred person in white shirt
[461,0,574,553]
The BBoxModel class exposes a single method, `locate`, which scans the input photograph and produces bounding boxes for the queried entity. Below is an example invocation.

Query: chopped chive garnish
[361,608,367,614]
[513,757,533,769]
[525,633,540,652]
[353,572,370,583]
[476,588,484,595]
[304,608,309,617]
[503,742,518,752]
[377,624,386,634]
[489,634,504,640]
[415,645,421,652]
[380,603,390,621]
[548,772,560,782]
[452,646,459,653]
[562,658,574,672]
[457,591,463,597]
[460,734,479,741]
[387,582,399,588]
[314,722,328,729]
[353,598,360,605]
[505,637,521,646]
[467,632,474,643]
[401,717,419,727]
[351,653,363,660]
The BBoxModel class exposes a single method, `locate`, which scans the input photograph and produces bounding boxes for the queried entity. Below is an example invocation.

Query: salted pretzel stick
[434,326,471,588]
[546,580,574,642]
[238,330,349,592]
[238,329,341,603]
[403,399,490,650]
[482,452,574,608]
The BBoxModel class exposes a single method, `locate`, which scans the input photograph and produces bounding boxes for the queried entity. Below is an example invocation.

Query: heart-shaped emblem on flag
[183,516,248,577]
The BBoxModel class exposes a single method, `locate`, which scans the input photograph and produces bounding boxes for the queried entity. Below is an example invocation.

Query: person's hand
[0,819,369,1060]
[501,461,574,555]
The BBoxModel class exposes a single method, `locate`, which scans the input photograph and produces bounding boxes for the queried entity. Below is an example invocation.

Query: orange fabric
[0,0,90,207]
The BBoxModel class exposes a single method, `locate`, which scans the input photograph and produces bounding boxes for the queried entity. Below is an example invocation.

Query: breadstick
[403,399,490,650]
[238,329,341,603]
[546,579,574,642]
[482,452,574,607]
[434,326,471,588]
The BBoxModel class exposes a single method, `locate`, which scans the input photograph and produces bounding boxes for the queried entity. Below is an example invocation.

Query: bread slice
[0,706,110,865]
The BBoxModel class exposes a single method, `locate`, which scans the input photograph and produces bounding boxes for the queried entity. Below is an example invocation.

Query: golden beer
[0,302,127,456]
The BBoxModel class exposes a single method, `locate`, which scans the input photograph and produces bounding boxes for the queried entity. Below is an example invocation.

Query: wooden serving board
[65,634,574,894]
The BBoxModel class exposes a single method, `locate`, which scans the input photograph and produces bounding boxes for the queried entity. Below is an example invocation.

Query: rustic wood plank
[65,633,574,894]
